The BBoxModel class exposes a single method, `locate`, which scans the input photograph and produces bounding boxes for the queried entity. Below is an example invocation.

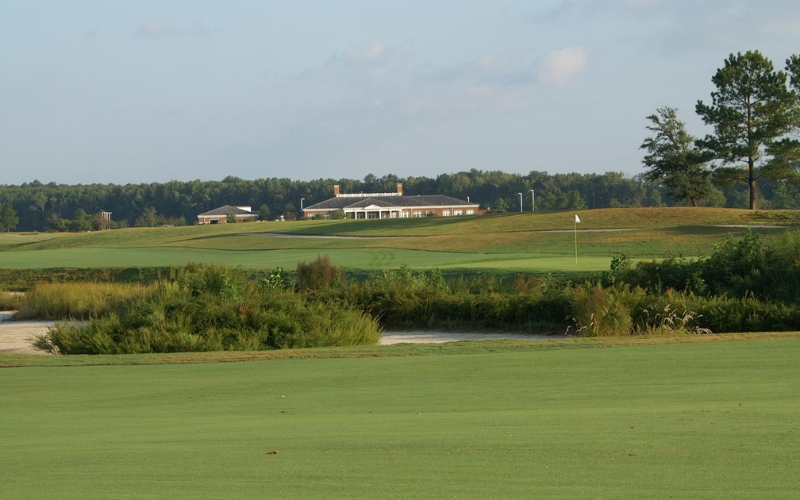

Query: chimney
[397,183,403,195]
[334,185,340,197]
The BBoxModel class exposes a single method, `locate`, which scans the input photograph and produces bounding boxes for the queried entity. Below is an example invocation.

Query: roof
[198,205,257,217]
[304,194,477,211]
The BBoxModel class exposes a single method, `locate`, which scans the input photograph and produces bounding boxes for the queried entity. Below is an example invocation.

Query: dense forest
[1,169,798,232]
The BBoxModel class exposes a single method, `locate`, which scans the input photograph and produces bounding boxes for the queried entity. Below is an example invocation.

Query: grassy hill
[0,208,797,273]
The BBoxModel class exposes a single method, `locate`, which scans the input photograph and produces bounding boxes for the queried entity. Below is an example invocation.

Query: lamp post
[530,190,535,212]
[300,198,305,219]
[517,193,523,212]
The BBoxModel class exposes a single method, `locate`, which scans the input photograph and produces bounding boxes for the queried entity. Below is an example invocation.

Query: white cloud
[538,46,589,86]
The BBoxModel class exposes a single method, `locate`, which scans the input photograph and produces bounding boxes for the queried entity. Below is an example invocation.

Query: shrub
[296,255,345,290]
[33,265,380,354]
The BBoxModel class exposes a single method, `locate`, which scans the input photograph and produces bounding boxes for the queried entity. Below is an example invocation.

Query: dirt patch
[379,331,561,345]
[0,312,53,355]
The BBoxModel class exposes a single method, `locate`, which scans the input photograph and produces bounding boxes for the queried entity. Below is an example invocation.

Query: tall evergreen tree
[641,107,712,207]
[763,55,800,184]
[696,51,798,209]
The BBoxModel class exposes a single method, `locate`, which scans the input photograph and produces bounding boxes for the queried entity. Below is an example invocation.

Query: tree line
[0,168,793,232]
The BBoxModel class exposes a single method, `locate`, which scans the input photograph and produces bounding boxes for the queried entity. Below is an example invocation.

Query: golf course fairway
[2,336,798,498]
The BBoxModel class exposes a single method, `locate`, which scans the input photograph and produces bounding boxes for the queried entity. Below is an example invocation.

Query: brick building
[302,184,484,220]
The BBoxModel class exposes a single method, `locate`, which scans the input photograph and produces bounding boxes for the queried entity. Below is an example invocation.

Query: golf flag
[574,214,581,223]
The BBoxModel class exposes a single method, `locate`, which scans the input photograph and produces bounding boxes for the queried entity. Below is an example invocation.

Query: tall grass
[0,290,24,310]
[15,282,156,320]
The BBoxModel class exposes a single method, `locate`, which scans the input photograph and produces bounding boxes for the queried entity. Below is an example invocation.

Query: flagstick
[574,220,578,263]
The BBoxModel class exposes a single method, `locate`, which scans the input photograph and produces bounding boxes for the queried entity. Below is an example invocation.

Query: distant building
[197,205,258,224]
[302,184,484,220]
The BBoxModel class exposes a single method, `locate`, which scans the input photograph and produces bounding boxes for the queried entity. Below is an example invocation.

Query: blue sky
[1,0,798,185]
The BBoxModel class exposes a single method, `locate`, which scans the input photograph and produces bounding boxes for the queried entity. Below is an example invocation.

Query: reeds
[0,290,24,310]
[15,282,156,320]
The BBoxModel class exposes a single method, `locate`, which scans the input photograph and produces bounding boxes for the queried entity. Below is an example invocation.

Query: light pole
[517,193,523,212]
[300,198,305,218]
[530,190,535,212]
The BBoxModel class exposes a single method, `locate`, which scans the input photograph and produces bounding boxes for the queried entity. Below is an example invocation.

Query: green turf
[1,208,797,272]
[0,246,614,272]
[1,337,799,499]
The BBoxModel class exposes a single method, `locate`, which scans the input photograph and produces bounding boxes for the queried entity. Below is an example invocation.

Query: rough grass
[1,335,799,499]
[0,290,23,310]
[13,282,155,320]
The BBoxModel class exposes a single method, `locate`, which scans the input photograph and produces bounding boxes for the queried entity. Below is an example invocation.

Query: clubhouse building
[197,205,258,224]
[302,184,485,220]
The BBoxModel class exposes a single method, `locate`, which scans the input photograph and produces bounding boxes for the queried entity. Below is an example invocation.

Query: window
[442,210,451,217]
[413,211,423,218]
[466,210,474,215]
[401,211,409,218]
[454,210,463,216]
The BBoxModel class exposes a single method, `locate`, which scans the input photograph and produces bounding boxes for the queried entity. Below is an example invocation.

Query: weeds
[0,290,24,310]
[15,282,155,320]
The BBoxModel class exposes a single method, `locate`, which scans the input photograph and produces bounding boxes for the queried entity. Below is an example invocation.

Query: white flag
[574,214,581,223]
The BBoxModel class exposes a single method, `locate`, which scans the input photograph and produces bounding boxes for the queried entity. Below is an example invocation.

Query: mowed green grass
[1,208,797,272]
[0,246,612,271]
[1,337,798,499]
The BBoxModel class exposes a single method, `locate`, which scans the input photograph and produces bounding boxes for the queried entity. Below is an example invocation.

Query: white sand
[0,312,53,355]
[379,331,559,345]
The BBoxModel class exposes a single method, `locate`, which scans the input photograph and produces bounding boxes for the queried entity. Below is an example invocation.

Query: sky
[1,0,799,186]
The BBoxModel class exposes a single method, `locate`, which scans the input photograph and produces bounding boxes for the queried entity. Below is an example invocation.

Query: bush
[32,265,380,354]
[296,255,345,290]
[615,229,800,303]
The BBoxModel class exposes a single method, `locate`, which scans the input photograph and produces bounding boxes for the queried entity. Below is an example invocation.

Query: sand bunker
[0,313,53,355]
[379,331,558,345]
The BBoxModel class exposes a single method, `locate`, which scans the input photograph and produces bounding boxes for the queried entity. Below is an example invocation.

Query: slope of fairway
[1,208,798,272]
[1,337,798,499]
[0,246,612,271]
